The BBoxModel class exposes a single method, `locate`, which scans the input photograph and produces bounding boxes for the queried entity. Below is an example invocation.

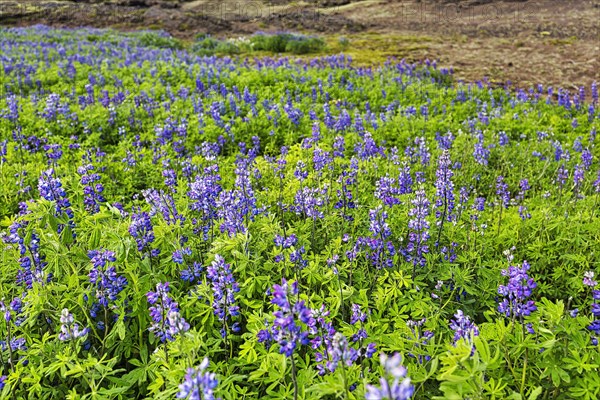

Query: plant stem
[341,363,350,400]
[5,321,14,373]
[337,273,345,321]
[291,355,299,400]
[497,206,503,237]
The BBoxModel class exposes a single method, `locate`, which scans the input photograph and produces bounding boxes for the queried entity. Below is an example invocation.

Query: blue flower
[434,150,455,225]
[58,309,89,341]
[258,279,312,357]
[143,188,185,226]
[129,212,158,257]
[497,261,537,318]
[496,176,510,209]
[207,255,240,338]
[449,310,479,345]
[177,358,220,400]
[365,353,414,400]
[87,249,127,316]
[77,164,105,214]
[406,188,430,268]
[38,169,75,235]
[146,282,189,342]
[188,165,222,240]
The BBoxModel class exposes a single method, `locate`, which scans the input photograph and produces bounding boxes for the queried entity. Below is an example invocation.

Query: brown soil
[1,0,598,88]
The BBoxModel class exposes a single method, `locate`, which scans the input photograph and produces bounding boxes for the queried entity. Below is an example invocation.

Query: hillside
[1,0,598,87]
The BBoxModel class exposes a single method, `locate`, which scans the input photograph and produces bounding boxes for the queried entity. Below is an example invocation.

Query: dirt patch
[263,10,366,33]
[336,0,599,88]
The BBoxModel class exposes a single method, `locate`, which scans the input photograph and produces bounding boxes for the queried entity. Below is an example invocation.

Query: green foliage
[139,32,183,50]
[250,32,326,54]
[0,25,598,400]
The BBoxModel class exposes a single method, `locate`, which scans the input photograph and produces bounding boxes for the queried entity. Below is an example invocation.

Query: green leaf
[528,386,543,400]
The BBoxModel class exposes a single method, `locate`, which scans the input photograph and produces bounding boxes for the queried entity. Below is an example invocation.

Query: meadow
[0,26,599,400]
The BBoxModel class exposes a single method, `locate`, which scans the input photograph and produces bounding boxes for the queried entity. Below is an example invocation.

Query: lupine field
[0,25,599,400]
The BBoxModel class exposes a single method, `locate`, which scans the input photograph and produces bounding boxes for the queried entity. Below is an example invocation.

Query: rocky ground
[1,0,598,88]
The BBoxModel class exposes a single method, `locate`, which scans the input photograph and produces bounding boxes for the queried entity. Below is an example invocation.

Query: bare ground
[0,0,598,88]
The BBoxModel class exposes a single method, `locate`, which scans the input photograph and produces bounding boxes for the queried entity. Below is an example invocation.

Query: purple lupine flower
[177,358,221,400]
[312,312,339,375]
[312,147,332,175]
[188,165,222,240]
[435,131,455,150]
[0,336,26,353]
[294,160,308,181]
[516,179,531,220]
[5,214,50,289]
[570,309,579,318]
[573,137,584,153]
[584,271,598,287]
[163,168,178,193]
[556,164,569,191]
[0,140,7,163]
[207,255,240,338]
[587,277,600,342]
[581,149,593,170]
[326,332,358,373]
[434,150,455,241]
[375,176,402,207]
[274,234,298,249]
[365,353,414,400]
[406,188,430,268]
[358,206,396,269]
[471,197,486,228]
[0,376,5,390]
[334,109,352,132]
[573,164,585,195]
[334,162,358,221]
[146,282,189,342]
[129,212,158,257]
[284,101,303,126]
[58,309,89,341]
[405,136,430,166]
[3,94,20,123]
[143,188,185,226]
[498,131,509,146]
[289,246,308,271]
[473,132,490,166]
[173,248,203,283]
[496,176,510,209]
[44,143,63,165]
[398,162,414,195]
[38,169,75,235]
[88,250,127,319]
[349,304,377,359]
[0,297,25,327]
[498,260,537,318]
[449,310,479,345]
[369,206,391,238]
[292,186,327,220]
[257,279,312,357]
[272,146,288,180]
[274,234,300,264]
[351,304,367,325]
[333,136,345,158]
[216,158,258,236]
[355,132,384,160]
[77,164,105,214]
[406,318,434,363]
